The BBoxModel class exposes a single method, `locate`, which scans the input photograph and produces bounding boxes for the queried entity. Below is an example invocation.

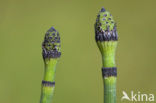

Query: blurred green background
[0,0,156,103]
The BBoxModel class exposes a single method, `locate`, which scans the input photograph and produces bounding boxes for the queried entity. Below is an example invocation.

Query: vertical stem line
[95,7,118,103]
[40,27,61,103]
[40,85,55,103]
[102,41,117,103]
[104,77,116,103]
[44,59,57,82]
[40,59,57,103]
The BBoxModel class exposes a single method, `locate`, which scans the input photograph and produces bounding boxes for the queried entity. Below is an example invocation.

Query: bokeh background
[0,0,156,103]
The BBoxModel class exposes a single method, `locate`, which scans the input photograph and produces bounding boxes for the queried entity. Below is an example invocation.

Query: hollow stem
[40,58,57,103]
[40,27,61,103]
[101,41,117,103]
[44,59,57,82]
[94,7,118,103]
[103,77,116,103]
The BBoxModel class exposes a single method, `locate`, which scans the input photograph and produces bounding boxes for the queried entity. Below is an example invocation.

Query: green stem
[40,58,57,103]
[95,7,118,103]
[101,41,117,103]
[44,59,57,82]
[103,76,116,103]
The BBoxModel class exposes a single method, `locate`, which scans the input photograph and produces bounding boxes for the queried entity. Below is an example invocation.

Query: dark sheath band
[42,80,55,87]
[102,67,117,77]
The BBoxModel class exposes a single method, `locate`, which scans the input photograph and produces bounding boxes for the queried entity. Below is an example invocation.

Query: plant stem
[40,59,57,103]
[101,41,117,103]
[98,41,117,103]
[44,59,57,82]
[95,7,118,103]
[103,77,116,103]
[40,27,61,103]
[102,41,117,103]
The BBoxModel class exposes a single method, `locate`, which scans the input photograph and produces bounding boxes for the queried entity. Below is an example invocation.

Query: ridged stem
[40,58,57,103]
[100,41,117,103]
[44,59,57,82]
[95,7,118,103]
[103,76,116,103]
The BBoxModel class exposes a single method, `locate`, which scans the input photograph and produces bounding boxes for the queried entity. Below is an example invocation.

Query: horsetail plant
[40,27,61,103]
[95,7,118,103]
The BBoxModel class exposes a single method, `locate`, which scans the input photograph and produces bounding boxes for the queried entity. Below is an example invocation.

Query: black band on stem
[42,80,55,87]
[102,67,117,77]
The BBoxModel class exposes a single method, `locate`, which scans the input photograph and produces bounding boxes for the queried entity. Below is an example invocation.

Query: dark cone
[42,27,61,59]
[95,7,118,41]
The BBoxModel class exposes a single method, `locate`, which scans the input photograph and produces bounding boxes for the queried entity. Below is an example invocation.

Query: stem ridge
[40,27,61,103]
[95,7,118,103]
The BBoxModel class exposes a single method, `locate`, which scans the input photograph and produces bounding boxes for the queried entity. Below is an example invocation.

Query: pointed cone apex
[95,8,118,41]
[42,27,61,59]
[101,7,106,12]
[50,27,56,31]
